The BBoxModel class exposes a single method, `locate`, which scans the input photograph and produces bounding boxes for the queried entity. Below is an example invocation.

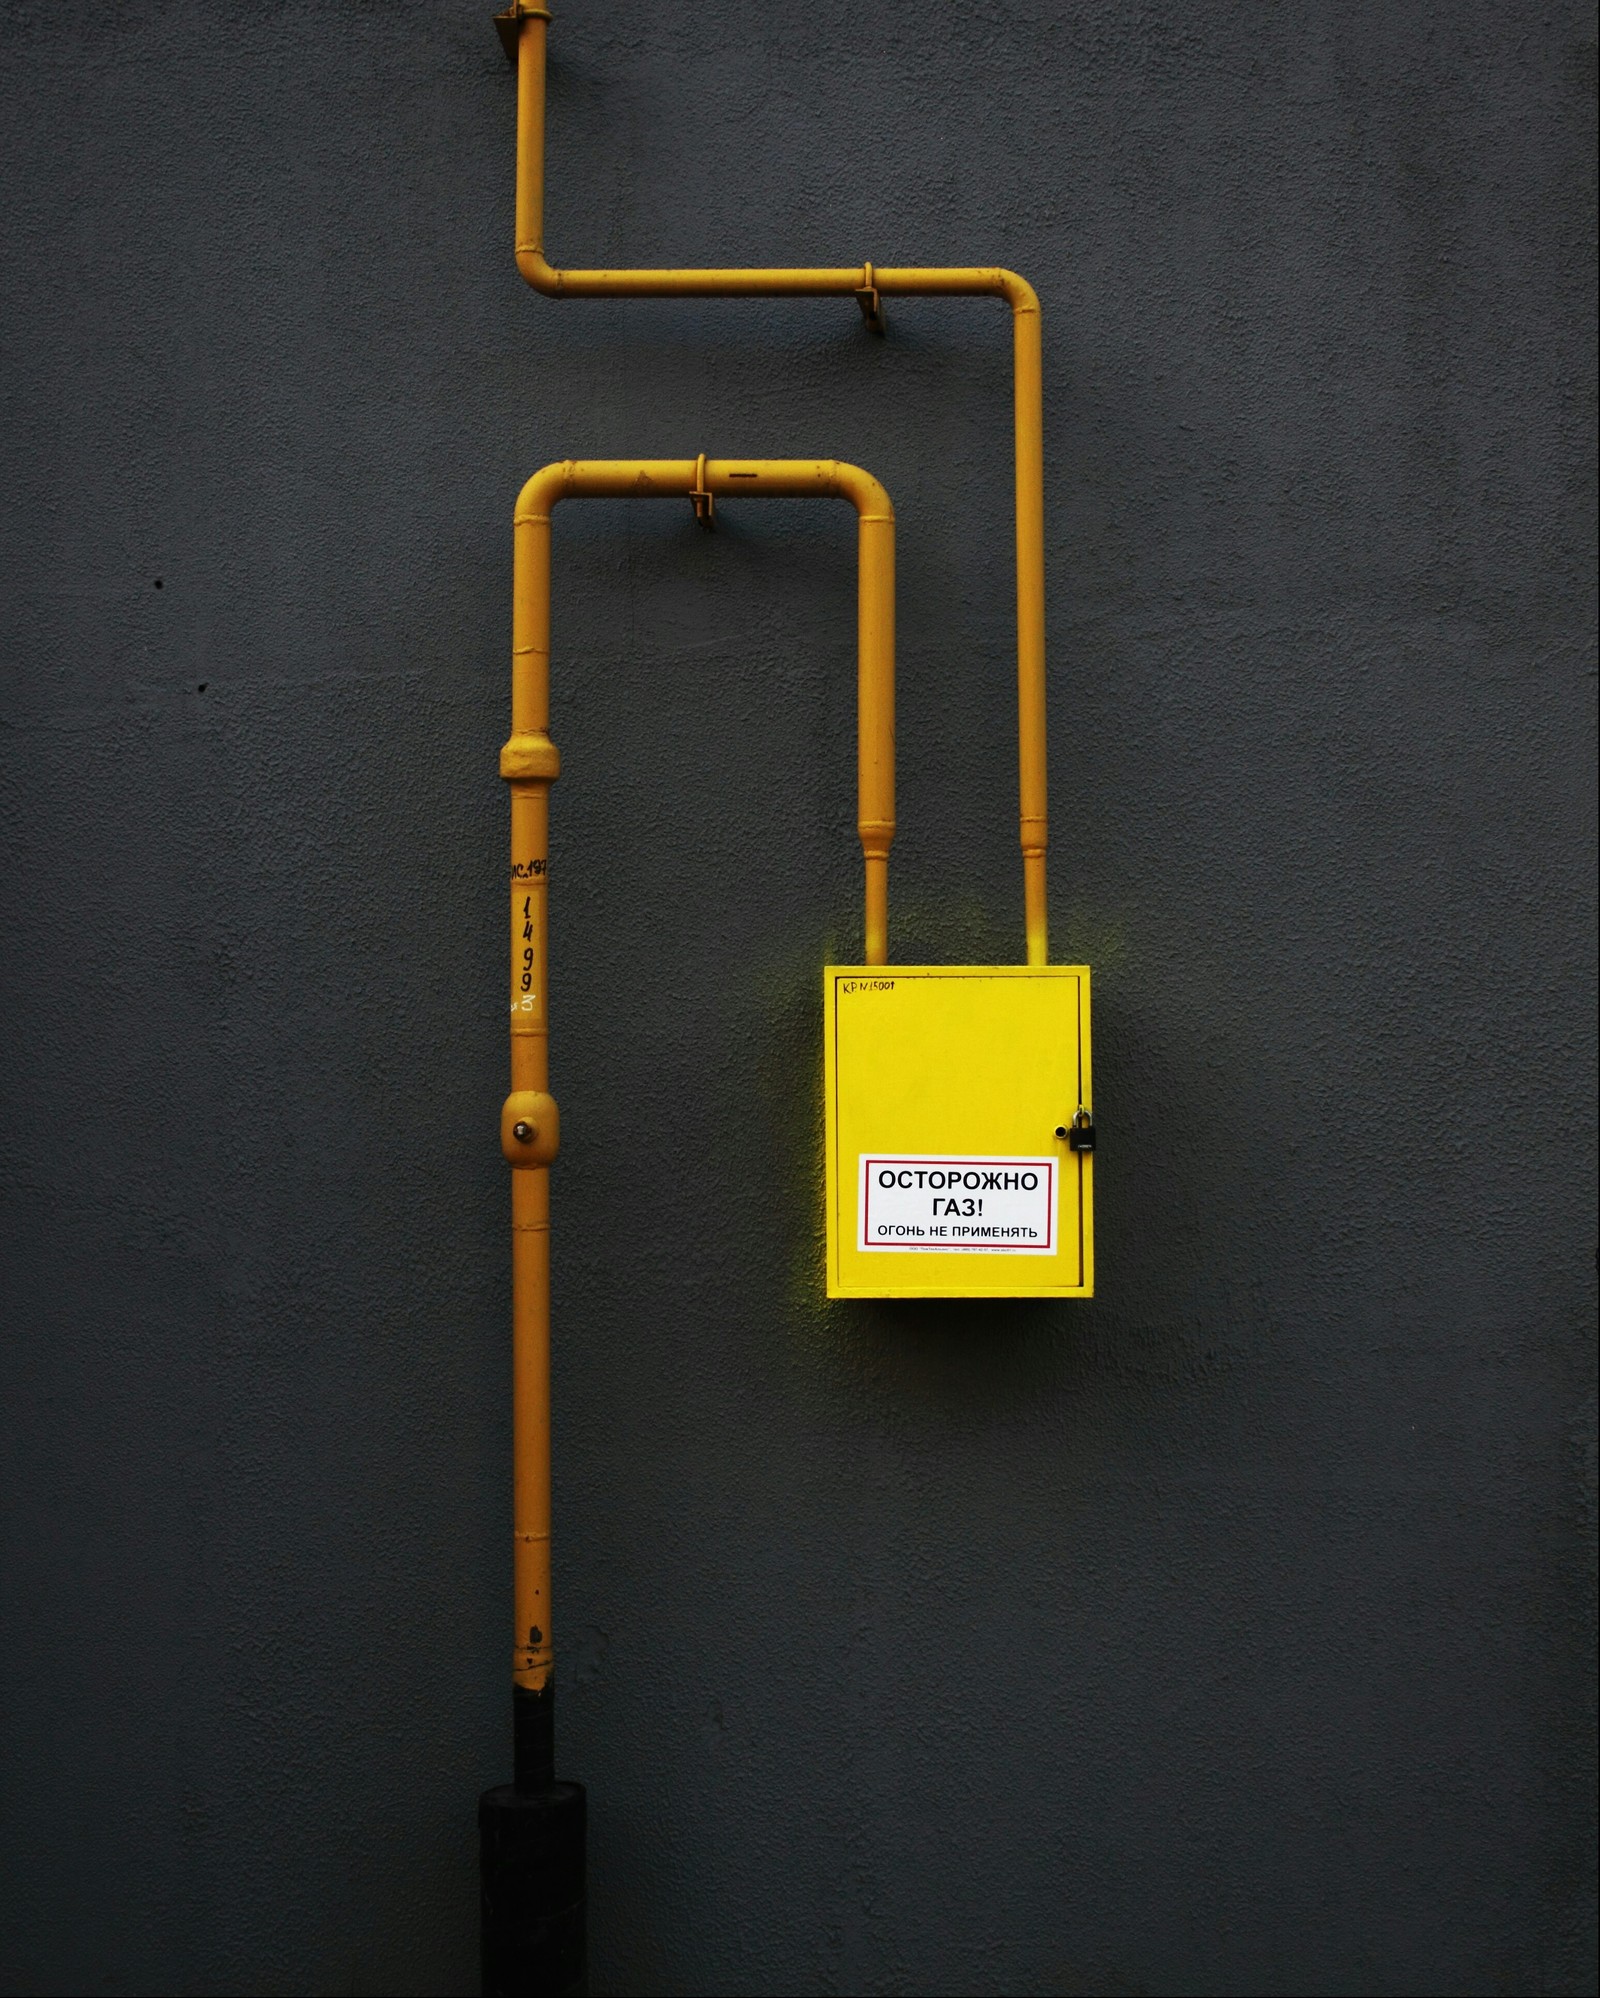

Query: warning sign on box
[857,1154,1057,1255]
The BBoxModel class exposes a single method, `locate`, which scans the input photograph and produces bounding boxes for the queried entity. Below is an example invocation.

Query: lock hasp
[824,965,1093,1300]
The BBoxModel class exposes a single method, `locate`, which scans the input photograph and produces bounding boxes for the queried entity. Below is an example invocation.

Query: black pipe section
[480,1683,586,1996]
[512,1680,556,1793]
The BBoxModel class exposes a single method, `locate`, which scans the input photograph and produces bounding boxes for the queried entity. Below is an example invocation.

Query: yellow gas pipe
[495,0,1049,964]
[500,457,893,1749]
[484,17,1052,1985]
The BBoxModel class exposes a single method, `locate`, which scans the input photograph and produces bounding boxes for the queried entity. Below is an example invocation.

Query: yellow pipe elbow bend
[515,247,564,296]
[515,461,573,522]
[998,269,1041,317]
[828,460,894,522]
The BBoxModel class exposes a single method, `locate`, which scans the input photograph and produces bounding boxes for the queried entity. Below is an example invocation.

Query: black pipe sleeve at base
[513,1680,556,1793]
[479,1779,587,1998]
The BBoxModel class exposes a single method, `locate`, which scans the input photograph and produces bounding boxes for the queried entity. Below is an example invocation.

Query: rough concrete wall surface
[1,2,1595,1993]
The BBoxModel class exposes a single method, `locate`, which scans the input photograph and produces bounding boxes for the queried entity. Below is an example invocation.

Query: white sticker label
[857,1154,1058,1255]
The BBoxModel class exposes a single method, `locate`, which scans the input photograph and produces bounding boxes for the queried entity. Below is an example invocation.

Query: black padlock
[1067,1108,1095,1154]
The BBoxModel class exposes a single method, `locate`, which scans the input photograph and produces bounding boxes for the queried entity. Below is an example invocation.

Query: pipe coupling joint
[500,732,561,782]
[502,1091,560,1166]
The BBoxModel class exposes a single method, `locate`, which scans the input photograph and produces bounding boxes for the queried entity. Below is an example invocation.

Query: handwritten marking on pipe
[858,1155,1056,1254]
[510,887,546,1023]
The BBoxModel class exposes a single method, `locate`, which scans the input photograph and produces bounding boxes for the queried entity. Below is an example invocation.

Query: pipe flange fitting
[500,731,561,782]
[501,1090,560,1166]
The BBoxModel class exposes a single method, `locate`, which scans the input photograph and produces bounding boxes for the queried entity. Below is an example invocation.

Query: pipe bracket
[855,263,887,336]
[493,2,551,66]
[690,453,716,530]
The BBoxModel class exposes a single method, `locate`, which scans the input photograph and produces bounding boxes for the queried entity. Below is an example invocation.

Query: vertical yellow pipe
[513,6,556,292]
[504,468,564,1706]
[851,494,894,969]
[1008,283,1049,966]
[508,774,552,1703]
[509,1000,552,1700]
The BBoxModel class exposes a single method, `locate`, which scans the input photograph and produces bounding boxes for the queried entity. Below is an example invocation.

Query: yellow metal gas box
[824,964,1093,1299]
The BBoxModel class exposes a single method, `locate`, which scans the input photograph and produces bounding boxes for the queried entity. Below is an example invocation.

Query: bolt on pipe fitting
[501,1091,560,1166]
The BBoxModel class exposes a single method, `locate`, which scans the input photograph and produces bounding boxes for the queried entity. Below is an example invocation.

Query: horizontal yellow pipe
[518,256,1037,310]
[505,456,895,1694]
[505,3,1048,963]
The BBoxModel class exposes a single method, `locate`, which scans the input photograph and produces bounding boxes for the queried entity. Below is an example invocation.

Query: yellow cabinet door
[824,966,1093,1299]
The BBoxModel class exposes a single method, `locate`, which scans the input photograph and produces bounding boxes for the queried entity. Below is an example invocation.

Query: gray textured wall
[1,2,1595,1993]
